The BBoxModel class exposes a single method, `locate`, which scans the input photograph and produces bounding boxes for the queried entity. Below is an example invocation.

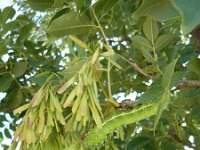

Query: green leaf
[153,59,177,132]
[94,0,119,18]
[171,71,187,87]
[141,48,154,63]
[53,0,65,7]
[75,0,85,10]
[3,21,19,33]
[153,90,170,132]
[27,0,54,11]
[132,35,152,51]
[68,35,93,53]
[143,17,158,41]
[4,128,12,139]
[161,59,178,89]
[106,57,122,69]
[30,74,49,86]
[6,89,23,109]
[133,0,179,21]
[48,8,69,25]
[171,0,200,34]
[75,0,92,12]
[0,75,13,92]
[155,34,175,51]
[47,12,95,37]
[17,23,34,43]
[187,58,200,76]
[161,141,180,150]
[12,62,27,78]
[191,104,200,120]
[1,6,16,25]
[127,137,151,150]
[139,85,164,103]
[144,65,159,73]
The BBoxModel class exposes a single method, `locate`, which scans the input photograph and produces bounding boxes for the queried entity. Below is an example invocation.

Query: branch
[116,54,154,80]
[170,132,198,150]
[176,79,200,89]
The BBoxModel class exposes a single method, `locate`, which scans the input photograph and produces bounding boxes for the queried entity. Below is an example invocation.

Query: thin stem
[176,79,200,89]
[107,62,119,107]
[52,72,62,84]
[94,69,109,99]
[151,32,163,75]
[151,36,157,59]
[91,7,109,45]
[116,53,154,80]
[107,61,112,98]
[91,7,119,107]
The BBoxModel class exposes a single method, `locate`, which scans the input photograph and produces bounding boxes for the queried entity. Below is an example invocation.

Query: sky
[0,0,12,8]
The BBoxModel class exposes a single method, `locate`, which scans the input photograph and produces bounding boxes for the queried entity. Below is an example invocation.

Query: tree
[0,0,200,149]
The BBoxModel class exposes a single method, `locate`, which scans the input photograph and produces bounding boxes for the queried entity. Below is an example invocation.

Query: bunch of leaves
[58,47,103,130]
[12,77,65,147]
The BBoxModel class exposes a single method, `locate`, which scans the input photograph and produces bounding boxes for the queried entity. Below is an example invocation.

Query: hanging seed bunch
[58,49,103,130]
[9,132,65,150]
[13,81,65,145]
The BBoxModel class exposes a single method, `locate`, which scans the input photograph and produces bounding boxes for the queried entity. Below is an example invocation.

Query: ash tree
[0,0,200,149]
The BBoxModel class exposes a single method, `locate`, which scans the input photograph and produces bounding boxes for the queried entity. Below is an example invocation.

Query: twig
[107,61,112,98]
[116,54,154,80]
[176,79,200,89]
[170,132,198,150]
[91,7,109,45]
[94,69,109,99]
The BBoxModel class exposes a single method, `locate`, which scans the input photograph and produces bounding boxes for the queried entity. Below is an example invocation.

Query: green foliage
[0,6,16,25]
[188,58,200,76]
[94,0,119,18]
[172,0,200,34]
[0,0,200,149]
[12,62,27,78]
[47,12,95,37]
[27,0,54,11]
[143,17,158,42]
[132,0,179,21]
[0,75,13,92]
